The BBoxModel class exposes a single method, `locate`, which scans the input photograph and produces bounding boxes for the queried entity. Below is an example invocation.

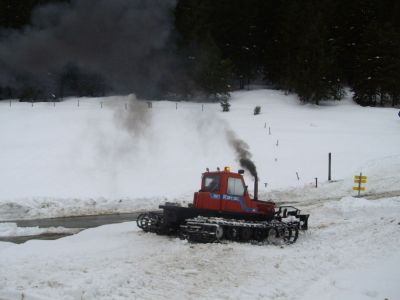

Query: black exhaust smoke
[239,158,258,200]
[226,130,258,200]
[239,158,258,180]
[0,0,179,98]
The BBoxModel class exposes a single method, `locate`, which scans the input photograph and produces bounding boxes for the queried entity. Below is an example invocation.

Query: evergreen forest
[1,0,399,106]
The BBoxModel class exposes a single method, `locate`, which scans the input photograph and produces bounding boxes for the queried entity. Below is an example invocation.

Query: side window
[227,177,245,196]
[203,176,220,192]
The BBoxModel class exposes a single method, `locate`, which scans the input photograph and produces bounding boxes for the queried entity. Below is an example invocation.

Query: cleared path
[0,212,145,243]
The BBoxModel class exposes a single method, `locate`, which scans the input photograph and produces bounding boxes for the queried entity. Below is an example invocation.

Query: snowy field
[0,89,399,299]
[0,89,399,220]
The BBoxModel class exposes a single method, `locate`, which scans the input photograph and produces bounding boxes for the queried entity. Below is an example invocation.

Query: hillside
[0,89,399,219]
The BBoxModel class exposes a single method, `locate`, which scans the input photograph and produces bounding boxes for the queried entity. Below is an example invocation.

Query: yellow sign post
[353,173,367,197]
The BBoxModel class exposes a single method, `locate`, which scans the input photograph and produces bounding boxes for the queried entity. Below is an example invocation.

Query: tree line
[1,0,399,106]
[175,0,400,106]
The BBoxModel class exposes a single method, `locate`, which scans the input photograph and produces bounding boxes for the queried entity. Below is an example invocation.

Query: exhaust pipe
[254,175,258,201]
[238,158,258,201]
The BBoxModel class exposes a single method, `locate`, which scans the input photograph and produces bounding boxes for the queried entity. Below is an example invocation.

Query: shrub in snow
[254,106,261,115]
[220,100,231,112]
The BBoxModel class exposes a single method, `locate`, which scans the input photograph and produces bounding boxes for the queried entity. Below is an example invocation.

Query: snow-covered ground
[0,90,399,220]
[0,222,81,237]
[0,89,399,299]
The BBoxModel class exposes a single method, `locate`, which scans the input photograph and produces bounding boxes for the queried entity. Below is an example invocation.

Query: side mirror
[243,185,248,196]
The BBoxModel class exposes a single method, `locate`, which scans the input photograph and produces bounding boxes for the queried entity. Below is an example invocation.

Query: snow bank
[326,195,400,211]
[0,222,81,237]
[0,196,170,221]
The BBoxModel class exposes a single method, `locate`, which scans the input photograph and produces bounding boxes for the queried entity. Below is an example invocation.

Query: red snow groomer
[137,167,309,244]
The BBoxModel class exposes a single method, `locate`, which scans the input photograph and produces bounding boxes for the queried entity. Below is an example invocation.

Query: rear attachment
[275,206,309,230]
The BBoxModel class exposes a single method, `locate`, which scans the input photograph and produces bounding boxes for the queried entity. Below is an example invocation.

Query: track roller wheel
[178,230,187,240]
[284,226,299,244]
[225,227,239,240]
[280,227,293,244]
[136,212,163,233]
[215,225,224,241]
[266,228,282,245]
[253,228,266,242]
[240,227,253,242]
[136,213,151,232]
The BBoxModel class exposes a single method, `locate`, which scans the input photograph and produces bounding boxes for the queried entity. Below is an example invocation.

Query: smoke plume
[114,94,151,138]
[226,130,258,179]
[0,0,178,98]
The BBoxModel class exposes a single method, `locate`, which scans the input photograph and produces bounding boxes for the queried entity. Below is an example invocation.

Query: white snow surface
[0,222,81,237]
[0,89,400,299]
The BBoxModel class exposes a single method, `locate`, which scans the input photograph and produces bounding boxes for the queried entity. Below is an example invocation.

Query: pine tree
[193,36,233,100]
[352,19,400,106]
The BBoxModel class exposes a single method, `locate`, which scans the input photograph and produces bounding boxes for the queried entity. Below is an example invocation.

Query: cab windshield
[202,175,220,192]
[227,177,245,196]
